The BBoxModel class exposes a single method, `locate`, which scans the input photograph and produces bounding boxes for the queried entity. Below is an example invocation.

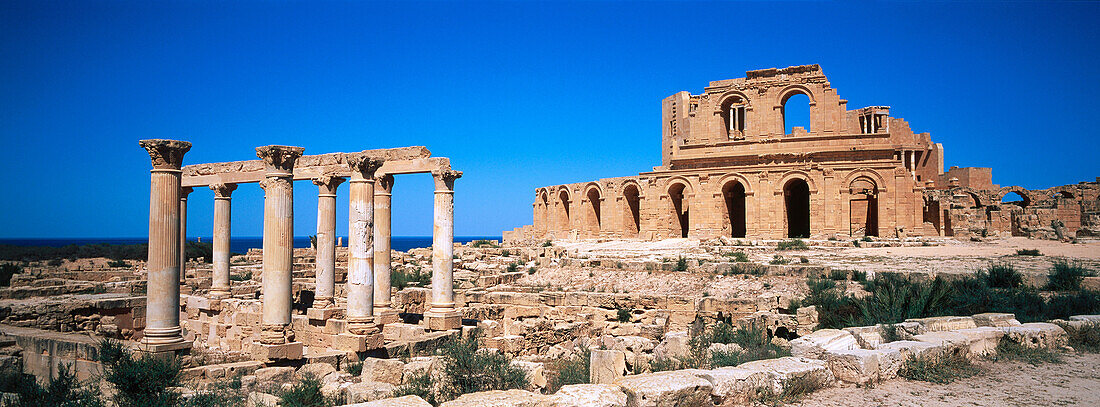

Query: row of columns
[139,139,462,351]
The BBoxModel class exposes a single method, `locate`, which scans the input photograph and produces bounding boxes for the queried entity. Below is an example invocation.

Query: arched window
[722,96,746,140]
[558,190,571,230]
[1001,191,1029,208]
[585,187,602,233]
[849,178,878,237]
[782,92,811,135]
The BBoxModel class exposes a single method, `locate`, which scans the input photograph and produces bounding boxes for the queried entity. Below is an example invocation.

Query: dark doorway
[784,179,810,238]
[669,183,689,238]
[723,181,747,238]
[624,184,641,236]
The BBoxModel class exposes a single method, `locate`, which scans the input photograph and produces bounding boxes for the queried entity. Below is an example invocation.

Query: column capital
[210,183,238,199]
[347,153,384,180]
[376,174,395,195]
[180,186,194,198]
[432,169,462,191]
[256,145,304,175]
[139,139,191,170]
[312,174,346,195]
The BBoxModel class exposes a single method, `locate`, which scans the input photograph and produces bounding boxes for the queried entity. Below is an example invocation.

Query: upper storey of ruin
[660,64,937,171]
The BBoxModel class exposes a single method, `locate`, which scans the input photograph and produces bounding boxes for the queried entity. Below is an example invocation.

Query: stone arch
[556,186,572,231]
[667,180,693,238]
[782,177,811,238]
[954,188,987,208]
[998,186,1032,208]
[776,170,818,194]
[847,176,880,237]
[717,91,752,139]
[721,178,749,238]
[538,189,550,232]
[582,183,604,234]
[621,180,643,236]
[841,169,888,193]
[777,85,817,135]
[716,90,753,110]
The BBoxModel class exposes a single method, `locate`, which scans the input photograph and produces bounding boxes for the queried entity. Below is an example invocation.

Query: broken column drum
[312,174,345,309]
[424,169,462,330]
[346,154,384,335]
[139,139,191,348]
[257,145,304,345]
[209,183,237,297]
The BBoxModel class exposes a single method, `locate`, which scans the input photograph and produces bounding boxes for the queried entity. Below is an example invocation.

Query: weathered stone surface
[912,331,971,358]
[737,357,834,395]
[875,340,941,359]
[542,384,628,407]
[614,370,713,407]
[247,391,279,407]
[342,395,433,407]
[255,366,295,385]
[789,329,858,359]
[297,362,336,380]
[652,332,690,361]
[362,357,406,385]
[438,389,549,407]
[511,360,548,389]
[972,313,1021,327]
[906,316,977,333]
[825,349,887,385]
[589,349,627,385]
[693,367,770,404]
[345,381,397,404]
[1003,322,1068,349]
[955,327,1004,356]
[1069,315,1100,322]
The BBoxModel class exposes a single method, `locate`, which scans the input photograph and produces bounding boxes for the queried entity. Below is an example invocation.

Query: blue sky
[1,1,1098,239]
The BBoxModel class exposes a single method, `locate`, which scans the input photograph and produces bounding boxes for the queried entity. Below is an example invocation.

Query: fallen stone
[692,366,770,404]
[438,389,549,407]
[905,316,976,333]
[824,349,887,385]
[955,327,1004,356]
[363,357,406,386]
[972,313,1021,327]
[614,370,713,407]
[1003,322,1068,349]
[297,362,336,380]
[653,332,691,361]
[789,329,858,359]
[912,331,971,358]
[254,366,295,386]
[345,381,397,404]
[247,391,279,407]
[342,395,433,407]
[543,384,628,407]
[737,357,834,396]
[511,360,548,389]
[589,349,627,385]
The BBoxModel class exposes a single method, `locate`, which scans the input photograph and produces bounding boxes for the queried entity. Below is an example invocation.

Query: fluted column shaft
[179,187,193,283]
[313,175,344,308]
[210,183,236,296]
[257,145,304,345]
[139,139,191,346]
[429,170,461,314]
[346,156,383,334]
[373,174,395,314]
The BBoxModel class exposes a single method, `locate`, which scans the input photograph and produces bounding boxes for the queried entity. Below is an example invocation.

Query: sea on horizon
[0,236,502,254]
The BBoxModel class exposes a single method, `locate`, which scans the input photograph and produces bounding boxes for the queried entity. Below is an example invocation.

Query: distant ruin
[505,64,1100,242]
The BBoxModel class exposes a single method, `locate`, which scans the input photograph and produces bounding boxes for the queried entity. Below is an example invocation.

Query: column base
[334,332,384,352]
[306,307,343,321]
[373,307,400,325]
[208,290,231,300]
[139,340,193,354]
[423,310,462,331]
[250,341,304,361]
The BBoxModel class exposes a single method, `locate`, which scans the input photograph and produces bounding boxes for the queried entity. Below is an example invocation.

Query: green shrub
[392,268,432,290]
[1044,290,1100,321]
[799,256,809,264]
[541,240,553,247]
[229,270,252,282]
[107,259,130,268]
[853,273,953,326]
[391,371,436,405]
[991,339,1061,365]
[769,255,790,265]
[501,249,511,256]
[673,257,688,271]
[184,241,213,263]
[828,270,847,281]
[880,323,901,343]
[851,270,867,282]
[47,258,63,267]
[616,308,632,323]
[343,360,363,375]
[420,331,529,402]
[279,374,335,407]
[776,239,808,251]
[546,347,590,393]
[471,240,500,248]
[506,263,518,273]
[648,357,681,372]
[802,278,860,329]
[725,251,750,262]
[0,363,103,407]
[983,263,1022,289]
[527,267,536,275]
[97,339,182,407]
[1046,260,1094,291]
[709,349,744,368]
[1058,321,1100,353]
[181,375,245,407]
[899,352,981,384]
[1016,249,1042,256]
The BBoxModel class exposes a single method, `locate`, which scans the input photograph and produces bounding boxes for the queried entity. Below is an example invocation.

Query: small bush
[1046,260,1094,291]
[673,257,688,271]
[880,323,901,343]
[769,255,790,265]
[616,308,632,322]
[851,270,867,282]
[471,239,500,248]
[391,371,435,405]
[392,268,432,290]
[500,249,511,256]
[0,363,102,407]
[799,256,809,264]
[648,357,681,372]
[107,259,130,268]
[1016,249,1042,256]
[546,347,590,393]
[279,374,335,407]
[983,263,1023,289]
[828,270,847,281]
[1058,321,1100,352]
[425,331,529,402]
[47,258,63,267]
[506,263,518,273]
[97,339,182,407]
[527,267,536,275]
[899,352,981,384]
[182,375,245,407]
[991,339,1062,365]
[776,239,808,251]
[229,270,252,282]
[343,360,363,375]
[541,240,552,247]
[725,251,750,262]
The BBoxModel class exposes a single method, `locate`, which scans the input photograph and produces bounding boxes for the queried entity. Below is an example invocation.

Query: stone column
[179,187,193,283]
[209,183,237,297]
[424,169,462,331]
[139,139,191,351]
[309,174,345,318]
[373,174,398,324]
[254,145,304,360]
[340,153,385,351]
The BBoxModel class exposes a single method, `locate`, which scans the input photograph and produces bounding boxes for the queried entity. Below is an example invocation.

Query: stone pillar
[425,169,463,331]
[254,145,304,360]
[339,153,385,351]
[139,139,192,351]
[179,187,193,283]
[309,174,344,318]
[209,183,237,297]
[373,174,399,324]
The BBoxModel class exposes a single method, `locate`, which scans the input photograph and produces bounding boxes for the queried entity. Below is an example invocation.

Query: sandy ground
[793,352,1100,407]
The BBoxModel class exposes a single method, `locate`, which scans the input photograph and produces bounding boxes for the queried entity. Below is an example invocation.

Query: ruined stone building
[505,64,1100,241]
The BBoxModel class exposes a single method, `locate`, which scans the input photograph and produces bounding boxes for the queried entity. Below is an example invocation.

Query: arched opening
[848,178,878,237]
[1001,191,1029,208]
[1053,191,1075,200]
[1001,191,1029,237]
[539,192,549,232]
[783,179,810,238]
[722,96,747,140]
[558,190,571,231]
[722,180,747,238]
[782,92,811,135]
[623,184,641,236]
[585,187,602,234]
[669,183,689,238]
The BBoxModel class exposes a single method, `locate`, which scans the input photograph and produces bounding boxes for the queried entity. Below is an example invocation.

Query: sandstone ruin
[505,64,1100,242]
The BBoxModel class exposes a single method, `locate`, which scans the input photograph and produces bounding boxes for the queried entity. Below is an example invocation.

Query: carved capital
[259,177,292,196]
[255,145,304,175]
[210,183,238,198]
[139,139,191,170]
[180,186,194,198]
[312,174,346,195]
[347,154,385,180]
[376,174,395,194]
[432,169,463,190]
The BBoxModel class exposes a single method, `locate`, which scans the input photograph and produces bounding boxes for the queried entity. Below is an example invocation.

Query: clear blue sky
[1,1,1098,239]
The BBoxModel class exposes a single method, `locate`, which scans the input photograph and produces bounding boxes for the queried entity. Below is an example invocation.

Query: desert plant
[861,235,873,242]
[1016,249,1042,256]
[851,270,867,282]
[279,374,335,407]
[899,352,981,384]
[1046,260,1094,291]
[769,255,790,265]
[97,339,182,407]
[107,259,130,268]
[616,307,632,322]
[527,267,536,275]
[546,347,590,393]
[1057,321,1100,353]
[507,262,519,273]
[754,373,825,405]
[391,370,435,404]
[673,257,688,271]
[725,251,750,262]
[853,273,954,326]
[880,323,901,343]
[392,267,432,289]
[343,360,363,375]
[541,240,552,247]
[776,239,808,251]
[983,263,1023,289]
[500,249,511,256]
[990,339,1062,365]
[0,363,103,407]
[828,269,847,281]
[432,331,529,402]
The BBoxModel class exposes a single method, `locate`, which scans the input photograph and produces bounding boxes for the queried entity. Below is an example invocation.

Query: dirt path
[792,352,1100,407]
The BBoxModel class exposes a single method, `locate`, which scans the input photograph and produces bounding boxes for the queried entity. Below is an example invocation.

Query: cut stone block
[342,395,433,407]
[912,331,971,358]
[250,341,303,361]
[544,384,627,407]
[692,367,770,404]
[736,357,834,396]
[615,370,713,407]
[511,360,547,389]
[905,316,976,333]
[423,310,462,331]
[1069,315,1100,322]
[825,348,890,385]
[955,327,1004,356]
[438,389,548,407]
[335,332,385,352]
[789,329,858,359]
[1003,322,1068,349]
[972,313,1020,327]
[296,362,336,380]
[589,349,627,385]
[875,340,941,359]
[345,381,397,404]
[362,357,405,386]
[653,332,691,361]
